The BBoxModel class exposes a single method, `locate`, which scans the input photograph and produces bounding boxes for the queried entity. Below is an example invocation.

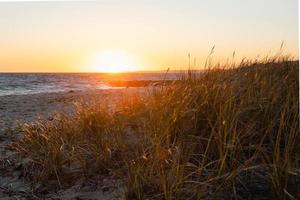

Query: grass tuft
[14,57,299,199]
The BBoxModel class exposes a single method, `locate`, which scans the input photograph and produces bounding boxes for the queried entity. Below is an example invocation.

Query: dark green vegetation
[14,58,299,199]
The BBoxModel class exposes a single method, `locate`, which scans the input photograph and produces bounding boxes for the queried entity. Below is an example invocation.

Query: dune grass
[14,57,299,199]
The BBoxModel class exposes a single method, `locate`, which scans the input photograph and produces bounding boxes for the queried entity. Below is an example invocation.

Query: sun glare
[88,50,139,73]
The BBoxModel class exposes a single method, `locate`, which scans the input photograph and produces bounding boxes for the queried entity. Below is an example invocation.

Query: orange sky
[0,0,298,72]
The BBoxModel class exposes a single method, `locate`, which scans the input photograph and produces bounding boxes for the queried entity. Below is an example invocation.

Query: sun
[88,50,139,73]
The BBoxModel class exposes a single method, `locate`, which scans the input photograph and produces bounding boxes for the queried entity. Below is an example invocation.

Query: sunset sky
[0,0,298,72]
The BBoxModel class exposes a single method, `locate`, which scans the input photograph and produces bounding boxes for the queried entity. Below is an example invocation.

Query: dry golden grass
[14,57,299,199]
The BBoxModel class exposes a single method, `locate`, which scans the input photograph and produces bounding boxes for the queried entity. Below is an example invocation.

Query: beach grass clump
[14,105,130,186]
[14,58,299,199]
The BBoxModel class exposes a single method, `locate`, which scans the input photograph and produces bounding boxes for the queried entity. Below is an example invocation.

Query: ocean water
[0,73,179,96]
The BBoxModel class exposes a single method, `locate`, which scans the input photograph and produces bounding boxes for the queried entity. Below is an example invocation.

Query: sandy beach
[0,62,299,200]
[0,88,143,199]
[0,0,298,198]
[0,88,148,131]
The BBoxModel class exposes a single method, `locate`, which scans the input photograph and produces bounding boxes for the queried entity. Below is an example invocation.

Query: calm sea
[0,73,179,96]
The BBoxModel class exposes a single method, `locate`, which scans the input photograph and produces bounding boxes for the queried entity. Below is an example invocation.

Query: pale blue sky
[0,0,298,72]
